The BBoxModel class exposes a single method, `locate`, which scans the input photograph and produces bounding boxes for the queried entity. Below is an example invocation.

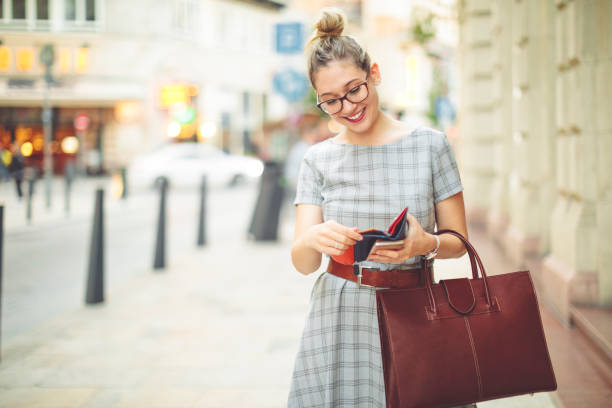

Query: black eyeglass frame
[316,76,370,115]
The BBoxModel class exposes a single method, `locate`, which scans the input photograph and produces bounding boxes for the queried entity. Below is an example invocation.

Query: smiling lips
[344,108,366,123]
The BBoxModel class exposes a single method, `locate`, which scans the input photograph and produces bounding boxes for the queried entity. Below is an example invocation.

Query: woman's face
[313,59,380,135]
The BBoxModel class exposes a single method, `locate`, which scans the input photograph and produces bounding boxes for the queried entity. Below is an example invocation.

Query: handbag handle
[424,230,494,315]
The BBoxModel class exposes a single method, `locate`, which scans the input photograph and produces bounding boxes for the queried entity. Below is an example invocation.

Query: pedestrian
[284,114,323,197]
[8,144,25,200]
[0,146,11,182]
[288,8,471,407]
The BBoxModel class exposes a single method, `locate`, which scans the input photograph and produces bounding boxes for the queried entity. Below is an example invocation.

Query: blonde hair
[305,8,371,88]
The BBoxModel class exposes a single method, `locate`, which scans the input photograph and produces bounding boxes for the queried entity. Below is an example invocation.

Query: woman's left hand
[366,213,437,263]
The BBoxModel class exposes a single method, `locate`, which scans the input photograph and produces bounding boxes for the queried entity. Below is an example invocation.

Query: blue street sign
[434,96,455,122]
[276,22,303,54]
[273,68,309,102]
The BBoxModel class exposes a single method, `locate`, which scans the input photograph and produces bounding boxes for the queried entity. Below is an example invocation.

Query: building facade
[458,0,612,324]
[0,0,288,175]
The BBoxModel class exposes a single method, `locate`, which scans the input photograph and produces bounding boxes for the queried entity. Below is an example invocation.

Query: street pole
[0,205,4,362]
[43,80,52,210]
[40,44,55,211]
[197,175,207,247]
[75,129,84,176]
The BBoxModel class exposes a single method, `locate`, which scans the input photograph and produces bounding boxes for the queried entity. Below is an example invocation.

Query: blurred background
[0,0,610,407]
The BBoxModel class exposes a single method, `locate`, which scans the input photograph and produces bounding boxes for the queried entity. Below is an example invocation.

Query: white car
[127,142,264,189]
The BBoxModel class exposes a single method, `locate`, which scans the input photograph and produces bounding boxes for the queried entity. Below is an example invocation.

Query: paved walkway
[0,190,563,407]
[0,176,145,234]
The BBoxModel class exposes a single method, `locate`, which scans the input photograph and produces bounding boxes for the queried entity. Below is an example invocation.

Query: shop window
[0,46,11,72]
[37,0,49,20]
[75,46,89,73]
[58,48,72,73]
[12,0,26,19]
[16,47,34,72]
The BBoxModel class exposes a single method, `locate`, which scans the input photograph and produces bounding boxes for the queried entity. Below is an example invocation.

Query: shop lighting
[167,121,181,138]
[17,47,34,72]
[247,161,265,178]
[33,137,44,151]
[200,122,217,139]
[0,46,11,72]
[111,172,124,199]
[61,136,79,154]
[175,106,196,125]
[20,142,33,157]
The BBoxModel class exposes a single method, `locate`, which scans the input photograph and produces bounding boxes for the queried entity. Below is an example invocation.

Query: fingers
[317,237,347,257]
[367,249,402,262]
[320,246,345,257]
[328,221,363,242]
[307,220,364,257]
[322,230,359,249]
[322,236,350,252]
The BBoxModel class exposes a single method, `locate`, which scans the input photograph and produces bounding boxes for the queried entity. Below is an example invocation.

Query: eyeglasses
[316,79,369,115]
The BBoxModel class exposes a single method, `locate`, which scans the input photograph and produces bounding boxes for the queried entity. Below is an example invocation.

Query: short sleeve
[294,153,323,206]
[432,132,464,203]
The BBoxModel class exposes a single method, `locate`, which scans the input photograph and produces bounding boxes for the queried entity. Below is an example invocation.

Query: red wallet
[332,208,408,266]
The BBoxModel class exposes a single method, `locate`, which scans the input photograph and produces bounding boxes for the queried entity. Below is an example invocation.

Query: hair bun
[313,8,345,39]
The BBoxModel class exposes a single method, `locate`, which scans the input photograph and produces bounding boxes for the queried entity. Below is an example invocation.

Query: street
[0,178,562,407]
[2,180,263,342]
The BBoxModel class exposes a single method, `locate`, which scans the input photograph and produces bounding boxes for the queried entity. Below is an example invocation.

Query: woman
[288,8,470,408]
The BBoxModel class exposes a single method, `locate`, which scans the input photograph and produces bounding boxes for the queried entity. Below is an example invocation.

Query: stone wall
[458,0,612,324]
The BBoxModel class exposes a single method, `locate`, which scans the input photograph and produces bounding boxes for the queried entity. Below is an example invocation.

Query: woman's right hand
[302,220,363,257]
[292,204,361,275]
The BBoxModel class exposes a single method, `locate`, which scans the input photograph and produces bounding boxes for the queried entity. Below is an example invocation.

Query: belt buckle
[356,264,378,289]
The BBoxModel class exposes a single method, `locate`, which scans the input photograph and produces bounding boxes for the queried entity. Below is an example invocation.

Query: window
[0,0,101,31]
[65,0,76,20]
[173,0,198,37]
[85,0,95,21]
[12,0,26,19]
[37,0,49,20]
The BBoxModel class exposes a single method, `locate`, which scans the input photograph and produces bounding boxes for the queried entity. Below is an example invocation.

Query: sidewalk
[0,207,564,407]
[0,176,155,234]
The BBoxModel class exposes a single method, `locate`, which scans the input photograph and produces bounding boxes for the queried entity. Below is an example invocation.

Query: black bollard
[248,161,284,241]
[0,205,3,361]
[26,178,34,225]
[197,175,207,247]
[120,167,128,200]
[153,177,168,270]
[85,189,104,304]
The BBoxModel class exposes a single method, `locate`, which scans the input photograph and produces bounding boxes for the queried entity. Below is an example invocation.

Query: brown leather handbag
[376,230,557,408]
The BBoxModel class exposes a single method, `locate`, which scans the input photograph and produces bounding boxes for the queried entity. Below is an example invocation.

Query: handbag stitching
[464,317,484,399]
[377,296,403,407]
[425,296,502,320]
[525,271,558,389]
[442,279,477,314]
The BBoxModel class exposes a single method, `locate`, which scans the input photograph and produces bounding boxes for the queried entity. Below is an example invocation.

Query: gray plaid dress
[288,127,464,407]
